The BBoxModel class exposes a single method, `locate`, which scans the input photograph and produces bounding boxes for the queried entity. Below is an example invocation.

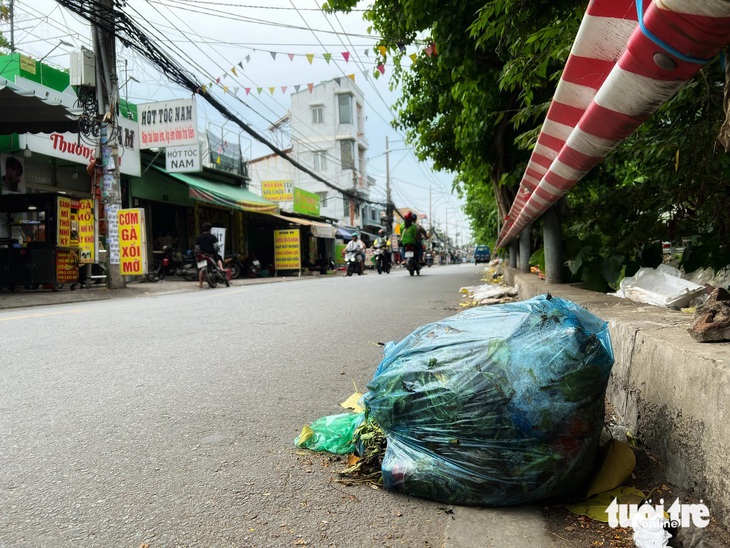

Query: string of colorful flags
[195,42,437,97]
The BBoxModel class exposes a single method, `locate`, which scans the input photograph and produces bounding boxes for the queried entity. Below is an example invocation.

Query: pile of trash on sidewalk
[296,293,616,506]
[459,262,518,307]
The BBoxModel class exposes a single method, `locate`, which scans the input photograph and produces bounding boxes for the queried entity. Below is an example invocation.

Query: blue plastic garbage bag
[364,294,614,506]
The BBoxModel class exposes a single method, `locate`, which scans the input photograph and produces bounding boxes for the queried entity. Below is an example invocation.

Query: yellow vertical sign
[57,197,72,247]
[117,208,147,276]
[77,199,95,264]
[274,229,301,270]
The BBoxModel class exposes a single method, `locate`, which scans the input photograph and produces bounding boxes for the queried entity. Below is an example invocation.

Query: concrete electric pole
[94,0,125,288]
[385,136,393,233]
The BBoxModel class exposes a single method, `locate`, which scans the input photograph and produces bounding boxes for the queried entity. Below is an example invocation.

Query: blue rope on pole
[636,0,710,65]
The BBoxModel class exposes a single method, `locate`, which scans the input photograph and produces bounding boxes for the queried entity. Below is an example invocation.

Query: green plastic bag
[295,412,365,454]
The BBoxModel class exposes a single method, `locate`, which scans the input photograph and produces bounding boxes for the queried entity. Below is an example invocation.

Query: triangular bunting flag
[323,53,332,64]
[238,61,244,69]
[295,84,301,92]
[202,85,207,93]
[223,73,229,79]
[231,66,237,77]
[216,77,220,84]
[223,86,229,93]
[342,52,350,62]
[377,64,385,74]
[410,53,417,63]
[397,42,406,52]
[245,88,251,95]
[281,86,287,94]
[288,53,295,61]
[307,83,314,93]
[347,73,355,81]
[257,87,263,94]
[270,51,277,60]
[269,87,275,95]
[378,45,387,57]
[334,77,341,86]
[425,44,433,57]
[234,87,239,94]
[306,53,314,64]
[216,156,221,165]
[245,54,251,63]
[364,49,369,57]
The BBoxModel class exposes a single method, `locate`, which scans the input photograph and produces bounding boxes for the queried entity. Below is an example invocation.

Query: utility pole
[385,136,393,233]
[445,208,449,263]
[428,185,432,251]
[8,0,14,52]
[95,0,125,288]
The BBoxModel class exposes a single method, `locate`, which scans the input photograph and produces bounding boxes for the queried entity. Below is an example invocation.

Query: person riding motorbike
[344,233,366,275]
[195,222,225,288]
[400,212,429,268]
[372,229,392,271]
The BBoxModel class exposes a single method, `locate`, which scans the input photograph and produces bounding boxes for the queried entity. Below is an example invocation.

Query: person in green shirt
[400,212,429,269]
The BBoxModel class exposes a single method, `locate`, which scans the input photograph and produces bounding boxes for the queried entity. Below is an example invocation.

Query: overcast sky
[5,0,473,243]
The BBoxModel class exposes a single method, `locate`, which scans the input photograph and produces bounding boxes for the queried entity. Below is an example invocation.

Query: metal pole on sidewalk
[94,0,125,288]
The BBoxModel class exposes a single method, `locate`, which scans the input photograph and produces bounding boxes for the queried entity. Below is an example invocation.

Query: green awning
[163,170,279,214]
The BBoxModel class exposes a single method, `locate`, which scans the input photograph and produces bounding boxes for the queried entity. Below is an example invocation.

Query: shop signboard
[211,226,226,259]
[117,208,147,276]
[78,198,95,264]
[57,196,74,247]
[165,144,201,173]
[293,187,320,216]
[274,229,301,270]
[56,249,79,283]
[138,98,197,149]
[262,180,293,202]
[22,115,141,177]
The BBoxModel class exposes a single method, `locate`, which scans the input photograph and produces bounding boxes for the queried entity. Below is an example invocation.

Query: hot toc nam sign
[138,99,197,149]
[117,208,147,276]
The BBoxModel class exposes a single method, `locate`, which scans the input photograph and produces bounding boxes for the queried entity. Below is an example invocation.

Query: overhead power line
[54,0,389,208]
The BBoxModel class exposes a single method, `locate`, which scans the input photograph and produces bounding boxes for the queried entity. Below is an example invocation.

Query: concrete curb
[503,268,730,529]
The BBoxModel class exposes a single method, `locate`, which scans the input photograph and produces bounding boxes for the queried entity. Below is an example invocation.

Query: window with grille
[340,140,354,170]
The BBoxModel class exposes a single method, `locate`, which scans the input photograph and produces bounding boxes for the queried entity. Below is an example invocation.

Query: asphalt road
[0,264,555,547]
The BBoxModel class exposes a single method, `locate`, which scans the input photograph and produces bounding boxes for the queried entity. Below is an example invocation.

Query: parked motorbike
[223,253,243,279]
[344,250,363,276]
[372,244,390,274]
[243,255,261,278]
[196,252,230,288]
[146,246,198,282]
[425,251,434,268]
[404,243,420,276]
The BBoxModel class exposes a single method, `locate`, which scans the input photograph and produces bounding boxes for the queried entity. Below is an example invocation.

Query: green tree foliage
[325,0,583,248]
[325,0,730,286]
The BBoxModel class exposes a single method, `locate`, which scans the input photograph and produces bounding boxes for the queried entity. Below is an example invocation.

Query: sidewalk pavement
[0,273,327,311]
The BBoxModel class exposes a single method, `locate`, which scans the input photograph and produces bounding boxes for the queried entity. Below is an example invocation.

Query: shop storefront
[130,164,279,265]
[0,193,88,290]
[270,213,336,274]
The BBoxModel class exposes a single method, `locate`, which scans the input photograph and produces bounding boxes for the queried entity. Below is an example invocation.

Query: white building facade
[249,78,378,228]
